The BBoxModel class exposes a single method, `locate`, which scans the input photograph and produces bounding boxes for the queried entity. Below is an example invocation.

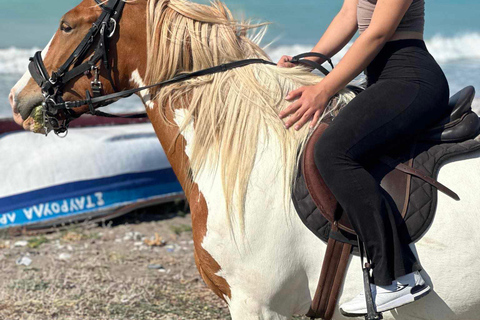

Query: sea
[1,0,479,118]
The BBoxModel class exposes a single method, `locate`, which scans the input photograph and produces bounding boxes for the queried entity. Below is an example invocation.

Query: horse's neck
[145,101,193,193]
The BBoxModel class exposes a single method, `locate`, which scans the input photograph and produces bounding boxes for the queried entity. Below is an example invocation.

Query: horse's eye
[60,22,73,33]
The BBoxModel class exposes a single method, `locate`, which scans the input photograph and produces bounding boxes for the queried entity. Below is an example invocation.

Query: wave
[266,32,480,65]
[473,98,480,114]
[0,47,39,75]
[0,32,479,75]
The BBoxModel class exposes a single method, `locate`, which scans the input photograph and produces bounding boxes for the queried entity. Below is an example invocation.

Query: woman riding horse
[278,0,449,316]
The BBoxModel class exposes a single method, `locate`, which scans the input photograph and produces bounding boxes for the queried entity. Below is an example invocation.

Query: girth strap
[307,224,352,320]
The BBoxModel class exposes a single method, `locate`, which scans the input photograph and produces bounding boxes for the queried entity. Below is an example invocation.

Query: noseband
[28,0,334,136]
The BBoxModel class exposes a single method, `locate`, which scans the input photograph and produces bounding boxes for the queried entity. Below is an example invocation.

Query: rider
[278,0,449,316]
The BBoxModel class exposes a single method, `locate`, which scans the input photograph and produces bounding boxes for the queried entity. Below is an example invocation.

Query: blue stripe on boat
[0,169,183,228]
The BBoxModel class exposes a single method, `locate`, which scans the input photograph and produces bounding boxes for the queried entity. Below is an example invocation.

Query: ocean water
[1,0,479,118]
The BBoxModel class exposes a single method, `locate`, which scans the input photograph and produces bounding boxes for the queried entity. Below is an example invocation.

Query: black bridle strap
[56,0,120,78]
[93,110,150,118]
[28,51,51,89]
[289,52,334,76]
[290,52,334,69]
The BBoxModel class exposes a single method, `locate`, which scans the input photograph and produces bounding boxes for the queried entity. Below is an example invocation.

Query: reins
[62,53,334,114]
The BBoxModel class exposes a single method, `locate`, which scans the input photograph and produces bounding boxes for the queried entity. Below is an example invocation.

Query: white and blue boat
[0,118,183,231]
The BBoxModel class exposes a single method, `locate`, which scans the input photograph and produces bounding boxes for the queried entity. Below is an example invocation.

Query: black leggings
[314,39,450,285]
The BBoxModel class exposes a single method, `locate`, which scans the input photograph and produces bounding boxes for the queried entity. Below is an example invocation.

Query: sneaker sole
[339,284,431,317]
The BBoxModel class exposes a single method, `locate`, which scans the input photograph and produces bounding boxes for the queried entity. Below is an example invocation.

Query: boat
[0,116,184,233]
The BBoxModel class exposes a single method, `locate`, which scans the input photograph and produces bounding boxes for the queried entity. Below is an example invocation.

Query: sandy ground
[0,201,307,320]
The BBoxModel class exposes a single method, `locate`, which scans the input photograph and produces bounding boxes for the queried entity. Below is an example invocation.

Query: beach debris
[170,224,192,235]
[0,241,10,249]
[134,241,144,246]
[166,245,175,253]
[144,233,166,247]
[62,232,84,242]
[58,253,72,261]
[27,236,48,249]
[147,264,164,270]
[16,256,32,266]
[55,240,65,250]
[14,240,28,247]
[123,231,143,241]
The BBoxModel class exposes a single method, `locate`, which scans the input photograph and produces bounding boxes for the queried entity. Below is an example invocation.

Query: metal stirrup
[357,237,383,320]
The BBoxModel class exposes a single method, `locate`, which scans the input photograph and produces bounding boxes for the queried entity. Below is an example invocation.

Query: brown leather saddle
[292,85,480,319]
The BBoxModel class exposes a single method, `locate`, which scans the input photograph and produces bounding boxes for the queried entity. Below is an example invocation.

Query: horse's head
[9,0,147,134]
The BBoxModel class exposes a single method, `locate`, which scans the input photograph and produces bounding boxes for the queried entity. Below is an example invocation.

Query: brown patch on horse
[190,186,232,299]
[147,103,231,300]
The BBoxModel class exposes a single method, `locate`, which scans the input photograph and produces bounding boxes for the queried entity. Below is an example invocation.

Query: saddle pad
[292,138,480,245]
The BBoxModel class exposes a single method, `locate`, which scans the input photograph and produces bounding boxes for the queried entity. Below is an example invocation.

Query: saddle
[292,85,480,319]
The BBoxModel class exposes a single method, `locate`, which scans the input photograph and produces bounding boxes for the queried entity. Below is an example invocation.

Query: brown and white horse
[9,0,480,319]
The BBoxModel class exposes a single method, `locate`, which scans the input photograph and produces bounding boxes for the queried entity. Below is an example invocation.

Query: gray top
[357,0,425,34]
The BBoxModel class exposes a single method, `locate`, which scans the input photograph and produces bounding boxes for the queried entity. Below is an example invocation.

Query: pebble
[16,256,32,266]
[14,241,28,247]
[16,257,32,267]
[55,240,65,250]
[58,253,72,260]
[123,231,143,241]
[67,245,73,251]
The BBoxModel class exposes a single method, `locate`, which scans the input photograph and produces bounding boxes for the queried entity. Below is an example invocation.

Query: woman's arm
[280,0,414,130]
[278,0,358,67]
[309,0,359,63]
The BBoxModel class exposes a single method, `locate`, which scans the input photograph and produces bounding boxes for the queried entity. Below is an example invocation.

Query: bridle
[28,0,335,136]
[28,0,126,135]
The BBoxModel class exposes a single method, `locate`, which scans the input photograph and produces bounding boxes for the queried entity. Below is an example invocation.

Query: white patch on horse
[130,69,154,109]
[12,36,54,98]
[174,108,325,318]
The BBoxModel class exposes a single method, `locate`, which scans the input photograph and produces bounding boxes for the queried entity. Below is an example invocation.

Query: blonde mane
[145,0,355,230]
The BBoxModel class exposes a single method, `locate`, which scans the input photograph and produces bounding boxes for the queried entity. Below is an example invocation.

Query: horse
[9,0,480,319]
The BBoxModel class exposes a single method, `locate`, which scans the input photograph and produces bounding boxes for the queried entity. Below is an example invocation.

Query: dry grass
[0,202,307,320]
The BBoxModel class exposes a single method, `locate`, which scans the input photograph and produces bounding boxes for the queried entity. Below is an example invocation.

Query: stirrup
[357,237,383,320]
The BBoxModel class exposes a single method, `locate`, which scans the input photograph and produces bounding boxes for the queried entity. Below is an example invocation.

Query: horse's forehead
[63,0,102,23]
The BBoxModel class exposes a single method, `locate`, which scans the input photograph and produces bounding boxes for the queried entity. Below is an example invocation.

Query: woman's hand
[277,55,296,68]
[279,84,330,130]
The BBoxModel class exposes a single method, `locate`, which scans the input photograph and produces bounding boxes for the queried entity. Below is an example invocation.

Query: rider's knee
[314,136,338,175]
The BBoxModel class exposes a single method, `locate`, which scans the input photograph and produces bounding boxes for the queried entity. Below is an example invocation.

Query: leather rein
[28,0,334,136]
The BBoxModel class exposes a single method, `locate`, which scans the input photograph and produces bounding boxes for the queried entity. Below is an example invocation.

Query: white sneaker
[339,271,431,317]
